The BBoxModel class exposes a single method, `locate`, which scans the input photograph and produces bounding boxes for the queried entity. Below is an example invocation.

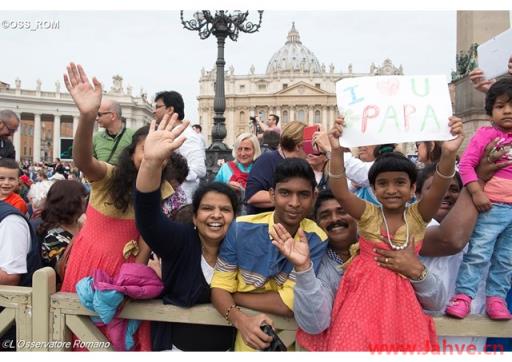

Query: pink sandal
[445,294,472,319]
[486,296,512,320]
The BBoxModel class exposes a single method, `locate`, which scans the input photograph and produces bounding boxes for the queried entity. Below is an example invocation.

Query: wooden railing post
[31,267,56,351]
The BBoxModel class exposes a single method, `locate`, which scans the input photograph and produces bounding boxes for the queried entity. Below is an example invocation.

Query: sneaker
[445,294,472,319]
[486,296,512,320]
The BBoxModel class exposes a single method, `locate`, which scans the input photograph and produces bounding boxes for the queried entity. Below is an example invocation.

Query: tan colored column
[309,108,314,125]
[456,11,510,53]
[322,107,331,131]
[72,115,79,137]
[53,115,61,160]
[228,107,236,147]
[33,114,41,162]
[276,106,281,120]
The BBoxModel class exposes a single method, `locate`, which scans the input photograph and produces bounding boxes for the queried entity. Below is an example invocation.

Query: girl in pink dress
[297,116,464,351]
[60,63,182,350]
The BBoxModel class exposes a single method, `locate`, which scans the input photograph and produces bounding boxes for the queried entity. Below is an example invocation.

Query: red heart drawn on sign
[376,78,400,96]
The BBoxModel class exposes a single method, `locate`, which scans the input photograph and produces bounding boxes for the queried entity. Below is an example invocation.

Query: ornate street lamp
[180,10,263,179]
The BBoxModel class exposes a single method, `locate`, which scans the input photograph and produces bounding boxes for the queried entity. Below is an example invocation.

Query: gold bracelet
[327,163,345,179]
[224,304,240,323]
[435,164,456,179]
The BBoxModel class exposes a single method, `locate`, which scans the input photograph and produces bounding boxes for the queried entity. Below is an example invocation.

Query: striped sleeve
[211,222,239,292]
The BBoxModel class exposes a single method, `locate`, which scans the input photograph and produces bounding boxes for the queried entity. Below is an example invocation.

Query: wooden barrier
[2,268,512,351]
[0,285,32,351]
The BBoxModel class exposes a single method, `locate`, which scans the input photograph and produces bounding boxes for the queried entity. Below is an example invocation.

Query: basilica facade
[0,76,152,163]
[197,23,404,148]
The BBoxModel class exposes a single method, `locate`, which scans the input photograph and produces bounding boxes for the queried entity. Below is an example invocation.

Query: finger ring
[385,258,389,264]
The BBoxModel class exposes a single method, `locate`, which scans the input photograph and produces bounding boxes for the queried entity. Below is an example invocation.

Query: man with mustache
[287,189,446,335]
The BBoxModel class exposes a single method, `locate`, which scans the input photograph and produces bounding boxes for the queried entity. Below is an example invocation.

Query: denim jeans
[455,203,512,299]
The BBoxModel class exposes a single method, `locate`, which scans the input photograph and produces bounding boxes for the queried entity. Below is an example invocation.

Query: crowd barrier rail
[1,267,511,351]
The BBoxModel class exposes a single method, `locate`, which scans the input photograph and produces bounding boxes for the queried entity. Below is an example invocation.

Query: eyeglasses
[0,120,18,135]
[154,104,166,110]
[97,112,113,117]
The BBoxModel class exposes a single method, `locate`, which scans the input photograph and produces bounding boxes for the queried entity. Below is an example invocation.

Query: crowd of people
[0,57,512,352]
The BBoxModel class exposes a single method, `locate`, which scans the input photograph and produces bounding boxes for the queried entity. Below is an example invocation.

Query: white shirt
[421,219,487,351]
[0,214,31,275]
[177,126,207,203]
[200,255,215,285]
[344,152,374,189]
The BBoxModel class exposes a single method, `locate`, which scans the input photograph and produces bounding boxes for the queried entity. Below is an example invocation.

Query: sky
[0,3,510,123]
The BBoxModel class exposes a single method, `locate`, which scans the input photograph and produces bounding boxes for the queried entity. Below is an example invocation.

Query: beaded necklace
[380,207,409,250]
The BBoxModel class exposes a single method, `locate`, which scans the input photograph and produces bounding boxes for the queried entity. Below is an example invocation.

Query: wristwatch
[410,264,428,282]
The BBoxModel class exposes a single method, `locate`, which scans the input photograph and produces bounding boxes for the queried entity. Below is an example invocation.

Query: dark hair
[38,180,88,236]
[373,144,396,158]
[272,158,316,190]
[485,77,512,116]
[192,182,239,215]
[262,130,280,151]
[0,157,19,169]
[418,141,442,164]
[173,204,194,223]
[368,152,417,186]
[314,189,336,219]
[416,163,462,194]
[192,124,202,132]
[106,125,149,213]
[269,114,280,125]
[155,91,185,120]
[0,138,16,159]
[163,152,189,185]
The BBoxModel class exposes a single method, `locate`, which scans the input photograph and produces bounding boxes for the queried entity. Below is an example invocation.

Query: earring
[193,225,197,230]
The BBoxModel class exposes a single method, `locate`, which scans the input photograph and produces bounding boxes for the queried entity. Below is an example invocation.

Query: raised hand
[328,116,345,151]
[143,112,188,164]
[63,63,102,117]
[442,116,465,154]
[469,68,495,94]
[313,130,332,153]
[270,224,311,270]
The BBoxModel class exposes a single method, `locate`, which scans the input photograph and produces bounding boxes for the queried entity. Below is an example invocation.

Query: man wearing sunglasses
[92,100,134,165]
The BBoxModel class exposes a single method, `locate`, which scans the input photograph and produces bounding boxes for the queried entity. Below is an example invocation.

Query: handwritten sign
[478,28,512,80]
[335,75,453,148]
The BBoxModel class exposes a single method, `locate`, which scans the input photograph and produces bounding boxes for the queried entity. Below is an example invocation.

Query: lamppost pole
[180,10,263,180]
[212,31,227,145]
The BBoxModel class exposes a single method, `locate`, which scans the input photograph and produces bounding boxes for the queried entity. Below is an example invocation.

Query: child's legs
[486,204,512,299]
[455,206,507,298]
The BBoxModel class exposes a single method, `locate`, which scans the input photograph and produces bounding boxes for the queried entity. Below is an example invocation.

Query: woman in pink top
[446,77,512,320]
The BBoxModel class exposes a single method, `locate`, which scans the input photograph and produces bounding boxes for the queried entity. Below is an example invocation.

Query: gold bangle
[224,304,240,323]
[327,163,345,179]
[435,164,456,179]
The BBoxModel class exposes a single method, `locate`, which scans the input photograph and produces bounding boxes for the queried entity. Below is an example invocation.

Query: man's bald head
[96,99,122,131]
[0,110,20,138]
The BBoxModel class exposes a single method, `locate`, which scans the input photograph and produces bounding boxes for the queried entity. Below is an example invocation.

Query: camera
[260,323,287,351]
